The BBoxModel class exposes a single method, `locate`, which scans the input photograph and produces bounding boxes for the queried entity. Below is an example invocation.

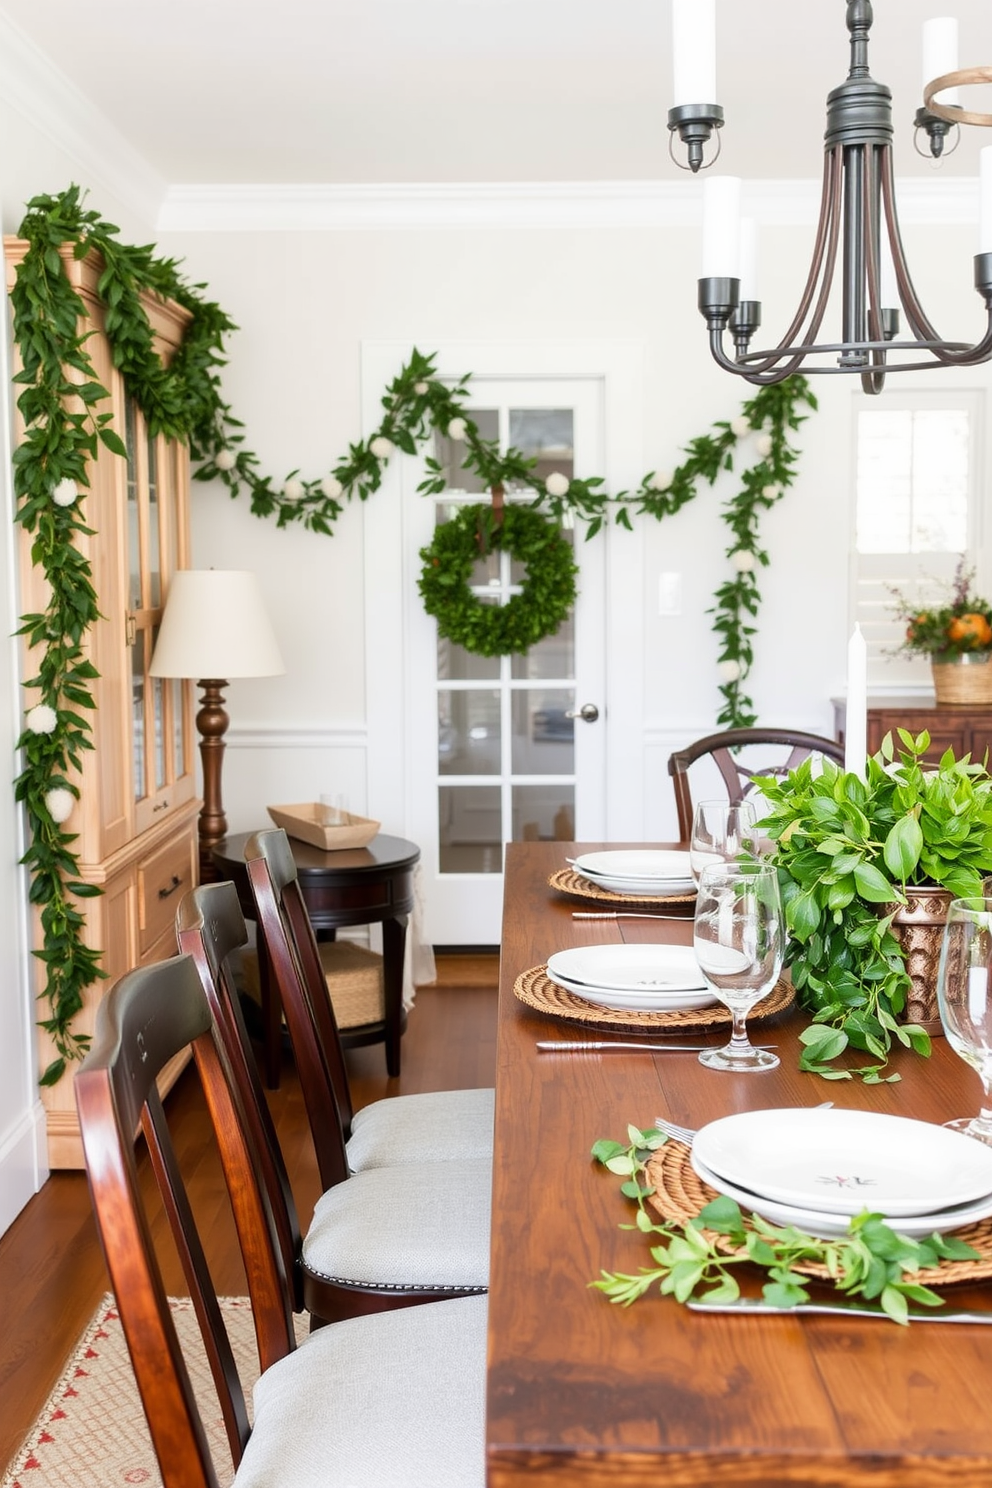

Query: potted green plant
[757,729,992,1082]
[890,560,992,704]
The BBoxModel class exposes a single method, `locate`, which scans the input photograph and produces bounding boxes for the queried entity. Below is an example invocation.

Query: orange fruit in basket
[946,612,992,647]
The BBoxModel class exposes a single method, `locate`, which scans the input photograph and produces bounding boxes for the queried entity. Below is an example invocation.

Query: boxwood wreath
[10,184,815,1082]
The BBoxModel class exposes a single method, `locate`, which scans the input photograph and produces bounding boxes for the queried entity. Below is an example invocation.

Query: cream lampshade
[150,569,285,879]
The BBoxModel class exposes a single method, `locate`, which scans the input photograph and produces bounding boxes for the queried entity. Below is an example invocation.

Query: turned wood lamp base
[195,678,230,883]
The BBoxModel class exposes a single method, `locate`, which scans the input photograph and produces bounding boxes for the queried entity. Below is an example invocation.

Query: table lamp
[150,569,285,880]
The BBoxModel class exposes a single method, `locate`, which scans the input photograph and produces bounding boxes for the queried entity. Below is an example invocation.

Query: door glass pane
[132,630,146,801]
[512,689,575,774]
[435,409,499,492]
[437,635,500,681]
[147,431,161,607]
[439,785,502,873]
[511,616,574,679]
[513,784,575,843]
[172,679,187,778]
[438,689,501,775]
[125,396,142,610]
[508,409,574,489]
[152,676,166,790]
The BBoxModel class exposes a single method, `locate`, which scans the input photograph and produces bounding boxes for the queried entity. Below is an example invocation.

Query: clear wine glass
[689,799,759,884]
[937,897,992,1145]
[693,861,783,1073]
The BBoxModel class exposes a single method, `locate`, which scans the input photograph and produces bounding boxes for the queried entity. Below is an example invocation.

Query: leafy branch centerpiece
[757,730,992,1082]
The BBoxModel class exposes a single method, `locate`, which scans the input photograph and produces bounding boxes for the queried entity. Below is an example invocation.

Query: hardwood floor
[0,955,499,1472]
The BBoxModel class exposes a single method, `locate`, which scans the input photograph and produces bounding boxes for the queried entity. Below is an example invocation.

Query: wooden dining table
[487,840,992,1487]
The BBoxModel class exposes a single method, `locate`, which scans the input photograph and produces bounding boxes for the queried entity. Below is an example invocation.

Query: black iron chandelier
[668,0,992,393]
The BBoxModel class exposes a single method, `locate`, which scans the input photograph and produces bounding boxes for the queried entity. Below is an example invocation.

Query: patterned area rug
[3,1294,305,1488]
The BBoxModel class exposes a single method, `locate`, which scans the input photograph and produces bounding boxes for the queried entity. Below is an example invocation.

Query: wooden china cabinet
[5,240,199,1168]
[833,694,992,766]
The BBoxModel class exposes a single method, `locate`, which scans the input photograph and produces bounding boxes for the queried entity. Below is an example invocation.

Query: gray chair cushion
[236,1294,486,1487]
[346,1087,495,1172]
[303,1157,490,1290]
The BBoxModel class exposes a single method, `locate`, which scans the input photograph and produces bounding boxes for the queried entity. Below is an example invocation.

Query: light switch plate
[658,571,682,616]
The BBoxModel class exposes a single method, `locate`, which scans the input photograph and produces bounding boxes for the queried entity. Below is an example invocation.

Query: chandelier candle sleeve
[701,176,741,279]
[671,0,716,106]
[981,149,992,254]
[844,625,868,781]
[922,17,960,106]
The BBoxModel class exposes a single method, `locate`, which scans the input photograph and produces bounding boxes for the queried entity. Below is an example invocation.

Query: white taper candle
[922,17,960,106]
[672,0,717,106]
[980,149,992,254]
[844,625,868,780]
[702,176,741,280]
[739,218,759,302]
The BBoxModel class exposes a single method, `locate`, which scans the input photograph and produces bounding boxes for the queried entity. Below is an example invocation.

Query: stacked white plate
[690,1107,992,1238]
[546,944,718,1013]
[570,849,695,897]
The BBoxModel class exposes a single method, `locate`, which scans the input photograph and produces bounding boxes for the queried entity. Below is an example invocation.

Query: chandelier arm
[863,147,884,348]
[738,147,843,377]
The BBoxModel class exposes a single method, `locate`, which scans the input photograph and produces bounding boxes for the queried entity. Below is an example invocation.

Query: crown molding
[0,11,165,230]
[156,176,982,234]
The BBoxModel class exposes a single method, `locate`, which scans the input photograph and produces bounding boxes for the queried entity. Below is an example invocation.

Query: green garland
[9,184,814,1078]
[417,504,578,656]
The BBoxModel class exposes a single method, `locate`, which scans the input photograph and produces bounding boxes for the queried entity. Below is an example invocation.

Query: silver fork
[655,1101,834,1147]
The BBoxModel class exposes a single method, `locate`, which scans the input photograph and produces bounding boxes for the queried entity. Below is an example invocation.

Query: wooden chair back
[74,954,296,1488]
[668,726,845,841]
[176,881,305,1311]
[244,828,352,1191]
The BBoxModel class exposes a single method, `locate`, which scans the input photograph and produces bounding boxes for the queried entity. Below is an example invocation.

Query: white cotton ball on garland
[446,417,467,441]
[718,659,742,682]
[730,417,750,438]
[762,483,781,499]
[370,435,394,459]
[755,433,773,458]
[52,478,78,506]
[26,704,58,734]
[730,550,756,573]
[648,470,673,492]
[414,381,429,395]
[214,449,237,471]
[545,472,570,498]
[281,479,304,501]
[45,787,75,823]
[321,476,343,499]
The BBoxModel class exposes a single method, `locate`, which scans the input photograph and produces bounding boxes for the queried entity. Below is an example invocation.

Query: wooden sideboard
[833,694,992,766]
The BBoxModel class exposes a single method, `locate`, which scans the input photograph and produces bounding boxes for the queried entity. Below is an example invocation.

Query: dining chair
[177,880,490,1324]
[242,827,494,1175]
[668,726,845,841]
[74,952,486,1488]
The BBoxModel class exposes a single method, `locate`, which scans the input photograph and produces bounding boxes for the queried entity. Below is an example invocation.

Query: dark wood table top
[213,830,420,877]
[487,840,992,1487]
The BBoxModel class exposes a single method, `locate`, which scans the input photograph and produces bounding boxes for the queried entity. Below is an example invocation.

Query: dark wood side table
[211,831,420,1088]
[833,693,992,765]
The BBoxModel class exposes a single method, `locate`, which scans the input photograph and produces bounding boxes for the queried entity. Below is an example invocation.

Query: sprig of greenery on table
[758,729,992,1082]
[590,1126,978,1325]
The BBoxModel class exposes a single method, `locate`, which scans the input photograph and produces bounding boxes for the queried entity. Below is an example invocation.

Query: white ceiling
[3,0,992,186]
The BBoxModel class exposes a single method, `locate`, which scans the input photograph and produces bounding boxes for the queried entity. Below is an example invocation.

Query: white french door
[363,341,646,948]
[405,376,606,943]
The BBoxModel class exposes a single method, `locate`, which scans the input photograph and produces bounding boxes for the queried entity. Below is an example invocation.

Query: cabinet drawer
[138,832,195,956]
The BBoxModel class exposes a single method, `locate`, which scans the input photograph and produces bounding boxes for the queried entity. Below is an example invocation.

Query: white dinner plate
[689,1150,992,1240]
[693,1107,992,1218]
[572,850,694,881]
[546,969,718,1014]
[574,869,696,897]
[547,943,708,993]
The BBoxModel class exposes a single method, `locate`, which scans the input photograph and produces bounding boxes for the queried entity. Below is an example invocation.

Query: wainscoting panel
[221,726,370,839]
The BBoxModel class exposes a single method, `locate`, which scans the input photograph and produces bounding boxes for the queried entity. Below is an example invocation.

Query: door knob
[565,703,599,723]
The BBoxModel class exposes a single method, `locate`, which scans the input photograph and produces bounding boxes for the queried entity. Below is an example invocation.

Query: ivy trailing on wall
[9,184,814,1077]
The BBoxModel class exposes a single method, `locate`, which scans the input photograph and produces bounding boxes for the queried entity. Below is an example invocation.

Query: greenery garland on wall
[9,184,814,1079]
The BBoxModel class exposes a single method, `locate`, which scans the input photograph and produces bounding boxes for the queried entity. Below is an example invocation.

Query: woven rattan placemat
[644,1138,992,1285]
[548,867,696,911]
[513,963,793,1037]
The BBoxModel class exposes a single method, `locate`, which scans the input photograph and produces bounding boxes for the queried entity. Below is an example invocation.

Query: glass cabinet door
[124,394,194,833]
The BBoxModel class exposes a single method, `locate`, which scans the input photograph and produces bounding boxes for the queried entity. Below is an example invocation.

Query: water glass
[693,861,783,1072]
[937,897,992,1145]
[689,799,758,883]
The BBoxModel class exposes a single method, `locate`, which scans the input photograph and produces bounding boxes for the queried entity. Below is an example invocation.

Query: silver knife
[536,1040,777,1053]
[687,1298,992,1324]
[572,911,691,921]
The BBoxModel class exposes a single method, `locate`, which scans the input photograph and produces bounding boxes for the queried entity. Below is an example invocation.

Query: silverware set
[572,910,692,921]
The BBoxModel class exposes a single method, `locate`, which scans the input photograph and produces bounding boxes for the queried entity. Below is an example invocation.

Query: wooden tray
[513,963,793,1037]
[266,804,380,851]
